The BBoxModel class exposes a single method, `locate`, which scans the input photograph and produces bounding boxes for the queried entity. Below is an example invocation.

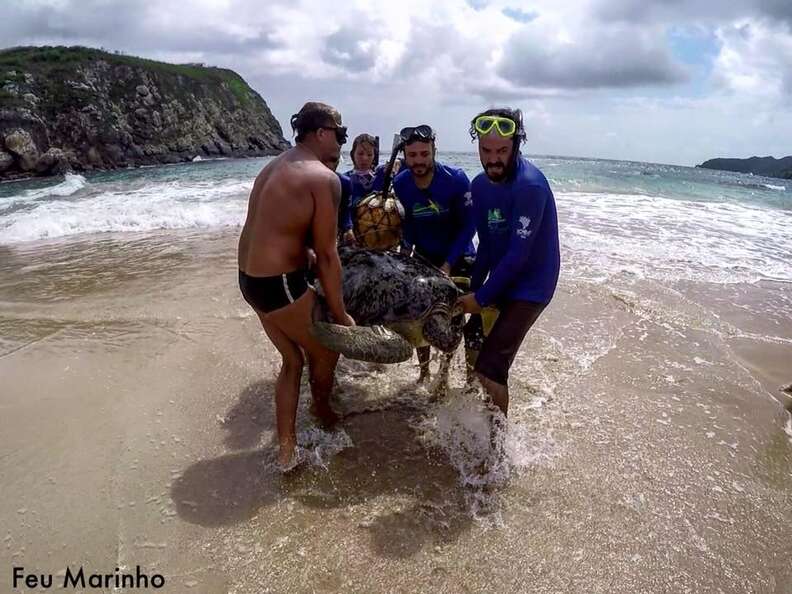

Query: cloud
[0,0,279,58]
[591,0,792,26]
[498,23,689,89]
[757,0,792,26]
[321,27,378,73]
[712,19,792,97]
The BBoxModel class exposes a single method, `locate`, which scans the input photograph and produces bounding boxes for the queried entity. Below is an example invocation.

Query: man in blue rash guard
[392,124,476,384]
[458,108,560,416]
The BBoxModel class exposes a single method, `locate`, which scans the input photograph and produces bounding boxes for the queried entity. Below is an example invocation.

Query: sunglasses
[474,115,517,138]
[399,124,435,144]
[320,125,348,145]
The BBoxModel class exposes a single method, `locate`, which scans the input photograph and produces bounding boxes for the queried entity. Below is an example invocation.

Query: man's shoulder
[518,158,551,189]
[432,163,470,197]
[471,171,490,189]
[435,162,468,182]
[392,168,412,188]
[300,163,340,196]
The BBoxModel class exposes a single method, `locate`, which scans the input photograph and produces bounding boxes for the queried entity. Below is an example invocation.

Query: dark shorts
[463,300,546,386]
[238,269,311,313]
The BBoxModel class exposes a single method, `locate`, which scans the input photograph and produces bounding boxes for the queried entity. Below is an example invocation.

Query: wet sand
[2,230,791,593]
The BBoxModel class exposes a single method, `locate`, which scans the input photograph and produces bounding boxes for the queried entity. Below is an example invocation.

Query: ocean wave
[0,178,251,243]
[24,173,87,200]
[725,180,787,193]
[558,191,792,284]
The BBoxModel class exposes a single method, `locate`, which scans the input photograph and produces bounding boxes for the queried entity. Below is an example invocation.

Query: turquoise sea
[2,153,791,286]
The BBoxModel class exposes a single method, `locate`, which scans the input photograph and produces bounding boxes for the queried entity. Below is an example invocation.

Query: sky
[2,0,792,165]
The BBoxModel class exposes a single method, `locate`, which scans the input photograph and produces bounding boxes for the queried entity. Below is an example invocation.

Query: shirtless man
[238,102,355,468]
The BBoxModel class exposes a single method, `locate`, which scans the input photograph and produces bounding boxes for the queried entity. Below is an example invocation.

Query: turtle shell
[312,248,464,359]
[353,192,405,250]
[337,247,460,325]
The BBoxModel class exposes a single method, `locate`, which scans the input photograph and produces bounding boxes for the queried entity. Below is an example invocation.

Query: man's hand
[440,262,451,276]
[457,293,482,314]
[341,229,356,246]
[338,312,356,327]
[306,248,317,269]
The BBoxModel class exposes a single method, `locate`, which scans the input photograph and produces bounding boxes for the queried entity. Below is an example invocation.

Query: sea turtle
[311,247,465,364]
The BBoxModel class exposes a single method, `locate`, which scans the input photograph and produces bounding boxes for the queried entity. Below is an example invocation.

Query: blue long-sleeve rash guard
[336,172,353,233]
[470,156,560,307]
[392,163,476,267]
[344,169,375,206]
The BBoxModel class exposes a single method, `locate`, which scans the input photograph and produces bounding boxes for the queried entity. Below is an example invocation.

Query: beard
[409,162,432,178]
[484,162,508,182]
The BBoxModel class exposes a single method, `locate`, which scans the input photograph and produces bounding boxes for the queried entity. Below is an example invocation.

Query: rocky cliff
[0,46,290,180]
[697,156,792,179]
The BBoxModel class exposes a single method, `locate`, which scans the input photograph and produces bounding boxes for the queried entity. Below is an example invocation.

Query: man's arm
[392,177,415,253]
[237,176,264,267]
[312,172,353,325]
[474,184,550,307]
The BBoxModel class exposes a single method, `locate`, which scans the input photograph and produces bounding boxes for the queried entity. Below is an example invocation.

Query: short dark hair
[468,107,526,145]
[290,102,342,143]
[351,134,378,170]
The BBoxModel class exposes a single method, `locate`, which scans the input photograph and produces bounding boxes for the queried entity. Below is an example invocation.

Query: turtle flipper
[311,321,414,363]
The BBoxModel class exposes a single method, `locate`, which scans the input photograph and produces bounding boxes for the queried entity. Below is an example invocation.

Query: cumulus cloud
[321,27,378,73]
[498,23,689,89]
[712,20,792,97]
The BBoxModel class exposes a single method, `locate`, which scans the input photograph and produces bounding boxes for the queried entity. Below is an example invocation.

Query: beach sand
[2,229,791,593]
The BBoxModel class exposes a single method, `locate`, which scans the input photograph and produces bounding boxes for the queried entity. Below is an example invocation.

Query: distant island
[0,46,290,180]
[697,156,792,179]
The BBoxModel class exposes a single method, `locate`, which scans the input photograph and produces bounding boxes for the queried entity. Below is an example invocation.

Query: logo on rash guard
[487,208,508,233]
[413,199,446,218]
[517,216,532,239]
[464,191,473,207]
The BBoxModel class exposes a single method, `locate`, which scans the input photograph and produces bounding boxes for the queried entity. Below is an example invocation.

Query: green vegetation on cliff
[0,46,254,104]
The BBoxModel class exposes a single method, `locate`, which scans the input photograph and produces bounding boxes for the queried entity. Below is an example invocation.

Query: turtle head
[423,309,464,352]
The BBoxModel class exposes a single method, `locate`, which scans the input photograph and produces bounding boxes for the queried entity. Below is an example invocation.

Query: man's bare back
[238,145,340,277]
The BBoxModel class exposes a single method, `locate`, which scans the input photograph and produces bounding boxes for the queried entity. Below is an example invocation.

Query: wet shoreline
[2,229,791,592]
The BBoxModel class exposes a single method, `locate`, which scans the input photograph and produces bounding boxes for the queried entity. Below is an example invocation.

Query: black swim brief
[238,269,311,313]
[464,300,546,386]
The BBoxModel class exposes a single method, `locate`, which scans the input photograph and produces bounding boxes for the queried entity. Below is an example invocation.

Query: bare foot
[277,442,300,472]
[310,401,339,428]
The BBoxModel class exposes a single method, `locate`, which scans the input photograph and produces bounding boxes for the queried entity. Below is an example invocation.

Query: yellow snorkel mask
[474,115,518,138]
